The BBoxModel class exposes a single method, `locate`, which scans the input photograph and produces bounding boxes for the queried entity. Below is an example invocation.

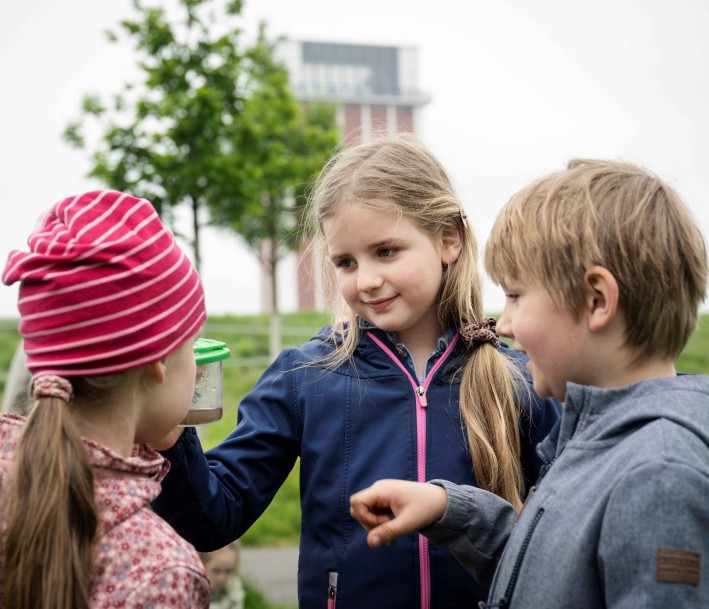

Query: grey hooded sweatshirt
[425,375,709,608]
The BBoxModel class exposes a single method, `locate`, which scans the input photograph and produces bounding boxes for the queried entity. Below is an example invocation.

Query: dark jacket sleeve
[152,348,302,552]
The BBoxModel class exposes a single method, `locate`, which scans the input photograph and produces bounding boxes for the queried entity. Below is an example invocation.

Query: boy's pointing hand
[350,479,448,548]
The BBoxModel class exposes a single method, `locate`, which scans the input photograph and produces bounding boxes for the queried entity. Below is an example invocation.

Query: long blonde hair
[307,133,525,511]
[2,374,128,609]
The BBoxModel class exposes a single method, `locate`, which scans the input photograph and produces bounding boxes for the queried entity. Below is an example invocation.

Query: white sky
[2,0,709,318]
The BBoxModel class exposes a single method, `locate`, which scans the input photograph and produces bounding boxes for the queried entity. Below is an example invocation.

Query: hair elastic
[32,375,74,403]
[459,317,500,349]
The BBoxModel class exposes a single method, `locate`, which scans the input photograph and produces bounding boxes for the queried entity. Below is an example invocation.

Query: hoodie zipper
[366,331,460,609]
[480,508,545,609]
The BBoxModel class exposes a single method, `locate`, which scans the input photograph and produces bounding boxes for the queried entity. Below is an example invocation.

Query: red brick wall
[344,104,362,145]
[396,106,414,132]
[371,104,387,135]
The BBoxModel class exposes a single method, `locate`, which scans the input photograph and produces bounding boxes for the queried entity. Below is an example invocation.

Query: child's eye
[505,293,519,302]
[377,247,398,258]
[335,258,355,269]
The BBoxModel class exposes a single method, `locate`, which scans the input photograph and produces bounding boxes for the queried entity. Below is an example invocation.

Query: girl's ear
[584,265,619,332]
[441,225,463,265]
[144,359,168,384]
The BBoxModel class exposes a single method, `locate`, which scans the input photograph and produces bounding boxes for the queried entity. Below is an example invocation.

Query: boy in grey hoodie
[350,159,709,608]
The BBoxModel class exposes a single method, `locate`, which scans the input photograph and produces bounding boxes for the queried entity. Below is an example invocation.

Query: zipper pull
[417,385,427,407]
[328,571,338,608]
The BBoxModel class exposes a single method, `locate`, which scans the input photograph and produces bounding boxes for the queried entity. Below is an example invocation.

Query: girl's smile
[364,295,398,311]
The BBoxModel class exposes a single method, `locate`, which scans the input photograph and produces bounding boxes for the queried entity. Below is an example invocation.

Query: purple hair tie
[459,317,500,349]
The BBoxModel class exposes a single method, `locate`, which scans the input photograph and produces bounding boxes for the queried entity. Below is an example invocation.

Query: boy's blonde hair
[485,159,708,362]
[308,133,527,511]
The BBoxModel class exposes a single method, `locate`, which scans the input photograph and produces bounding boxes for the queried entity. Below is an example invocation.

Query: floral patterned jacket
[0,414,210,608]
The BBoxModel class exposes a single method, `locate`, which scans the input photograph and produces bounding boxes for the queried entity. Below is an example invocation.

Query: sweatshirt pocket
[327,571,338,609]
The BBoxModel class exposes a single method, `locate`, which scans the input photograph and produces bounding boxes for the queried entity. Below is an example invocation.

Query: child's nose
[357,265,383,292]
[496,311,513,339]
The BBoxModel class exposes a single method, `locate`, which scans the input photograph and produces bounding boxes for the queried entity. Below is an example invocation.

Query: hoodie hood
[556,374,709,458]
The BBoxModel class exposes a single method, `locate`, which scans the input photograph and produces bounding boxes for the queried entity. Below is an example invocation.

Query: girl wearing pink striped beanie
[0,191,210,609]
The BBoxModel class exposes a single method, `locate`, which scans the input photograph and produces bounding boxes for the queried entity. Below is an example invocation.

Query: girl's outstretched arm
[151,347,302,551]
[349,479,447,547]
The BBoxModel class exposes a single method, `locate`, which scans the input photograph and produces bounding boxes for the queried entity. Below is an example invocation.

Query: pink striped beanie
[2,190,207,379]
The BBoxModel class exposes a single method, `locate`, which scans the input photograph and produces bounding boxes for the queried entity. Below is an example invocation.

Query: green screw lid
[194,338,231,364]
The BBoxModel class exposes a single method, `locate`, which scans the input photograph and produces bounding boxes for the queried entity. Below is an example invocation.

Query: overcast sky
[2,0,709,318]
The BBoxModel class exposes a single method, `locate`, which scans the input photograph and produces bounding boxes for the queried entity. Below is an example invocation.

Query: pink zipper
[328,571,338,609]
[366,331,459,609]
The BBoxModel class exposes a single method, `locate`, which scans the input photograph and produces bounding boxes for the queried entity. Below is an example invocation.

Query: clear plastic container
[180,338,231,426]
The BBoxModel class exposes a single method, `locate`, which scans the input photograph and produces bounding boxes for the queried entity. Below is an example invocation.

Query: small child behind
[199,542,246,609]
[350,159,709,608]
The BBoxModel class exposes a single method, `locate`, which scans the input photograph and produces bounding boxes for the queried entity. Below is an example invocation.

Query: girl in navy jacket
[153,133,560,609]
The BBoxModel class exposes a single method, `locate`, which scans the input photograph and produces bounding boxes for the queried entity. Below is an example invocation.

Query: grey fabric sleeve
[420,479,516,589]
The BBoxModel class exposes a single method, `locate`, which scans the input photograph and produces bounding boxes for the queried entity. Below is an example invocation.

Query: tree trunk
[269,238,281,360]
[190,194,205,440]
[190,195,202,274]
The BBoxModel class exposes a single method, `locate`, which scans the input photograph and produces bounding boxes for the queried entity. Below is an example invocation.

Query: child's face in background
[496,280,588,402]
[204,546,239,595]
[323,202,457,346]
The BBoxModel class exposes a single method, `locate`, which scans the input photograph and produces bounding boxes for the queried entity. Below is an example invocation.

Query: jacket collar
[556,374,709,457]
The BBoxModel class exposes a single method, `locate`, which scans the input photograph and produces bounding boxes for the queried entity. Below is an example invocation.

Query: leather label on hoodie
[656,548,700,586]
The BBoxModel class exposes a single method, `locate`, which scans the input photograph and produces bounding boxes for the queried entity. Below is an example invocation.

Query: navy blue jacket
[153,326,561,609]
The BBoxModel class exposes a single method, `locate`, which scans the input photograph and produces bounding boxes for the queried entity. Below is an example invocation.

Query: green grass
[676,315,709,373]
[2,311,709,551]
[0,320,20,384]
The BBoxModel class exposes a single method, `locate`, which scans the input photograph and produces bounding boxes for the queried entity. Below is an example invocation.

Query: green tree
[209,29,339,356]
[64,0,254,273]
[63,0,338,304]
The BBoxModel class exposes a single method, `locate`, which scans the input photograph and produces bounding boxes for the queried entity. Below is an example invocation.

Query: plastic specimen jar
[180,338,231,426]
